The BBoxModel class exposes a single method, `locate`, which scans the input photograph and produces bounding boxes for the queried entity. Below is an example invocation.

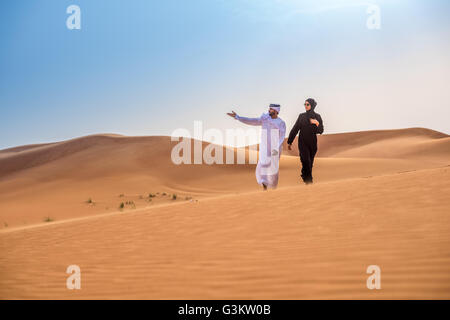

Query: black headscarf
[306,98,317,119]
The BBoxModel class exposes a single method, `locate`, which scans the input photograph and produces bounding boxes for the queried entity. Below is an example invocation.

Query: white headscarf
[269,104,280,113]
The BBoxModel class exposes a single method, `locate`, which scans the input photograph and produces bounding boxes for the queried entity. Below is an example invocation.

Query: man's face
[269,108,278,116]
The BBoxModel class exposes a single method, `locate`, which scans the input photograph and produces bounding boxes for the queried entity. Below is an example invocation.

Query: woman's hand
[287,144,292,151]
[227,111,237,118]
[310,118,319,126]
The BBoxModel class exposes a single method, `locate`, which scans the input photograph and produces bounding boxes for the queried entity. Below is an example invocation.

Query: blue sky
[1,0,449,149]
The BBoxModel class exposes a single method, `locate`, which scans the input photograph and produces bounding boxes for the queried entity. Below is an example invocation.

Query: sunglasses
[304,103,310,106]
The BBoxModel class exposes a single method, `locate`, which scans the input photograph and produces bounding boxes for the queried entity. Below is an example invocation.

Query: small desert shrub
[185,196,192,201]
[125,201,136,209]
[119,194,124,198]
[172,194,177,200]
[148,193,156,198]
[86,198,93,204]
[119,202,125,209]
[44,217,54,223]
[162,192,167,196]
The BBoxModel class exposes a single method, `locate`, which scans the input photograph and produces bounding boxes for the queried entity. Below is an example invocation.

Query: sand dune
[1,166,449,299]
[0,128,448,229]
[0,128,449,299]
[287,127,449,159]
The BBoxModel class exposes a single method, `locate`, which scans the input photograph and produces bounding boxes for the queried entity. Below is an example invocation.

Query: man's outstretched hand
[227,111,237,119]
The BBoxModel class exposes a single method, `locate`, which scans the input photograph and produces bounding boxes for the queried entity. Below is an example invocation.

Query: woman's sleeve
[287,115,301,145]
[235,114,262,126]
[315,114,324,134]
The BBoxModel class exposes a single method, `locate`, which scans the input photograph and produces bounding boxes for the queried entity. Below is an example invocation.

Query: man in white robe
[227,104,286,190]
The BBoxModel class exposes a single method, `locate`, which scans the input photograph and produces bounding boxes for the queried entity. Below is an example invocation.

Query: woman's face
[304,101,311,111]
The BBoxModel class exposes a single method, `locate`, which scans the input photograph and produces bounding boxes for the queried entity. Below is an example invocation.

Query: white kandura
[235,112,286,189]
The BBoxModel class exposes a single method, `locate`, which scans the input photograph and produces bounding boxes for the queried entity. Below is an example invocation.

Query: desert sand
[0,127,449,299]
